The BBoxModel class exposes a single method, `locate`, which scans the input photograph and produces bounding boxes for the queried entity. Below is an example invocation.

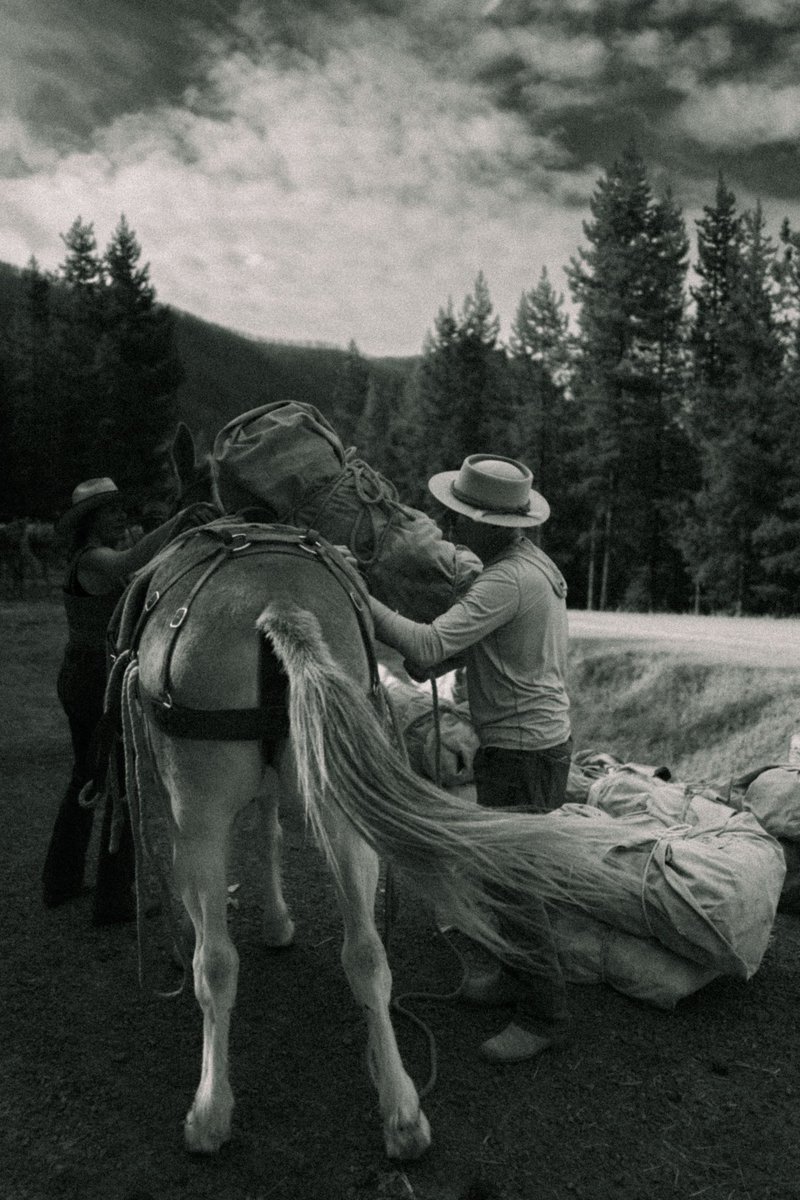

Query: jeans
[473,738,573,813]
[473,738,573,1039]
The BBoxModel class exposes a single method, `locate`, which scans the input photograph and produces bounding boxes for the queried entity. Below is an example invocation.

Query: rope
[297,456,408,569]
[121,659,189,999]
[638,823,693,939]
[430,674,442,789]
[380,668,471,1100]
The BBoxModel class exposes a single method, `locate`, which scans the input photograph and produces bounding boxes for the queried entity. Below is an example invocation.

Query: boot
[42,794,94,907]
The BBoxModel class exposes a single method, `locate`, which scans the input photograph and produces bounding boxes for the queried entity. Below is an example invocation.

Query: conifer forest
[4,143,800,615]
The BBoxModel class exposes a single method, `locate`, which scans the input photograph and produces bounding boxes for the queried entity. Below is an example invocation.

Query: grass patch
[569,645,800,783]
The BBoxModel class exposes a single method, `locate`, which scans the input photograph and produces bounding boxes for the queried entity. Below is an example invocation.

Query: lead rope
[121,658,189,999]
[383,671,470,1100]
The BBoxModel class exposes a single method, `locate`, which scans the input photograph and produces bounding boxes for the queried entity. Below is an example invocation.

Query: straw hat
[55,478,124,538]
[428,454,549,527]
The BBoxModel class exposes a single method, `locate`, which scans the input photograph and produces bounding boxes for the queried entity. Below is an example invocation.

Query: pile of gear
[385,668,797,1010]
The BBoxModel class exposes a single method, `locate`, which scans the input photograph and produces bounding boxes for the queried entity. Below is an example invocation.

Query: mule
[120,520,615,1158]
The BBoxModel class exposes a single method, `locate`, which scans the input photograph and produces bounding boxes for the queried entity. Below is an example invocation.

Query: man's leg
[464,746,571,1061]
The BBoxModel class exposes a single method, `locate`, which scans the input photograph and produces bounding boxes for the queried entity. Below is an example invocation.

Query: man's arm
[369,564,519,669]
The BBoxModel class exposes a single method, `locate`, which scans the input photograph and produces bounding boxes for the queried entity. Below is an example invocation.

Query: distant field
[568,612,800,782]
[569,609,800,669]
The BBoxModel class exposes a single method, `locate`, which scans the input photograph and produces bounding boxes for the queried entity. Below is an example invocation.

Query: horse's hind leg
[174,821,238,1153]
[324,809,431,1160]
[254,770,295,949]
[164,746,252,1154]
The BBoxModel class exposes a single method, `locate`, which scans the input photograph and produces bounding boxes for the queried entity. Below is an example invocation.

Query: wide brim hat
[428,454,550,527]
[55,477,124,538]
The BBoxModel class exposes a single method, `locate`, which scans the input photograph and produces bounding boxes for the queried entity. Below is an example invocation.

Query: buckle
[169,607,187,628]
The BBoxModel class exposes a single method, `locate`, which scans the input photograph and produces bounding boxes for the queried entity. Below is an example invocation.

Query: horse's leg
[324,808,431,1160]
[174,823,238,1153]
[253,769,295,949]
[163,744,260,1153]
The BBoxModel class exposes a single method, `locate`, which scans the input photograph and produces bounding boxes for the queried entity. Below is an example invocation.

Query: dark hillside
[0,260,418,453]
[170,311,346,448]
[171,311,416,449]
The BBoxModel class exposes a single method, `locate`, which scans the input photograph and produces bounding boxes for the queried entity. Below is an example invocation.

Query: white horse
[121,520,619,1159]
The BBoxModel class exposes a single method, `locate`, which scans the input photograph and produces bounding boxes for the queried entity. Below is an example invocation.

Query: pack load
[540,775,784,1009]
[211,402,482,624]
[577,770,785,976]
[379,671,787,1008]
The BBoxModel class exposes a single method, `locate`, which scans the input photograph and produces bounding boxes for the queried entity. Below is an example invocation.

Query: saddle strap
[140,523,381,753]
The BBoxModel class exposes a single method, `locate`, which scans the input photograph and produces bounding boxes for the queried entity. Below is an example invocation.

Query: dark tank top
[62,553,123,650]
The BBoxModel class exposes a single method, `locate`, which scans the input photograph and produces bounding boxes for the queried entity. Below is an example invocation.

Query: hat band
[450,481,530,516]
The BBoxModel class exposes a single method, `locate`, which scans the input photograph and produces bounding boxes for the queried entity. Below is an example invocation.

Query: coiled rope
[296,453,410,569]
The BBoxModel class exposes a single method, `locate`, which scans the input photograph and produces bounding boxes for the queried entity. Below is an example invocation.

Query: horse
[0,517,52,597]
[120,518,626,1160]
[132,421,215,530]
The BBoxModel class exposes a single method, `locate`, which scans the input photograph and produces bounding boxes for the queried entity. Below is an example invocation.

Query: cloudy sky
[4,0,800,356]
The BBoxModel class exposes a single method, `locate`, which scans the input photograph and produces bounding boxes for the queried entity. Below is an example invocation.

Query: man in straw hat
[366,454,572,1063]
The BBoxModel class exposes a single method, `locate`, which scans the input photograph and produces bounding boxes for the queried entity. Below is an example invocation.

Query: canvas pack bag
[212,401,482,623]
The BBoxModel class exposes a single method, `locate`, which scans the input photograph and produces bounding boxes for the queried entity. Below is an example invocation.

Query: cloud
[5,0,800,354]
[674,81,800,146]
[0,5,597,354]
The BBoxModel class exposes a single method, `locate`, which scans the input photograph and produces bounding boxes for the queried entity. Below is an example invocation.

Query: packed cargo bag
[578,771,786,977]
[211,401,482,623]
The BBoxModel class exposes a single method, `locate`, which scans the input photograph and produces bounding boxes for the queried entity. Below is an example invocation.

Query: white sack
[550,908,720,1010]
[742,767,800,840]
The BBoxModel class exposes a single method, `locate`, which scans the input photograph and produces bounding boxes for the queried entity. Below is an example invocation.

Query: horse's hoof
[262,914,295,949]
[384,1108,431,1160]
[184,1111,232,1155]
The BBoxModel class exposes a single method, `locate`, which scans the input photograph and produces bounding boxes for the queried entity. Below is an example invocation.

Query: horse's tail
[258,601,639,967]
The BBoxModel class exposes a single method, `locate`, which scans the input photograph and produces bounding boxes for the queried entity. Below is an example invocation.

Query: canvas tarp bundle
[573,771,786,979]
[212,401,482,623]
[550,908,720,1010]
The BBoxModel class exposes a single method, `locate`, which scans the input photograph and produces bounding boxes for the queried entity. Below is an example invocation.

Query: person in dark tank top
[42,477,211,922]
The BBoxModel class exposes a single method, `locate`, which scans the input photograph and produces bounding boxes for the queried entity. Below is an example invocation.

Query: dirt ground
[3,600,800,1200]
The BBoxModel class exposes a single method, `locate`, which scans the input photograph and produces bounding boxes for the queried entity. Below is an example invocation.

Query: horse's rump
[136,522,373,723]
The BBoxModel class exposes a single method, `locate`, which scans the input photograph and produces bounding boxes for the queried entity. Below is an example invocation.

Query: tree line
[356,143,800,616]
[0,216,182,525]
[3,142,800,614]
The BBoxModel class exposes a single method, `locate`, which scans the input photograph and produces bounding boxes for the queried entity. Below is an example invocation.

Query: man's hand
[334,544,359,570]
[403,658,432,683]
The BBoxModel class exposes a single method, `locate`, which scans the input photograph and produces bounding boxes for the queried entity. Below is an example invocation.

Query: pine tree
[410,273,513,506]
[690,174,742,425]
[567,143,691,610]
[747,217,800,611]
[54,217,106,482]
[8,259,62,516]
[96,215,183,498]
[507,269,579,558]
[686,191,784,612]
